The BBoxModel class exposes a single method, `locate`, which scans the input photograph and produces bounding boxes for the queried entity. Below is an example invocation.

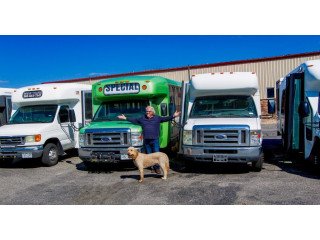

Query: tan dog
[127,147,170,183]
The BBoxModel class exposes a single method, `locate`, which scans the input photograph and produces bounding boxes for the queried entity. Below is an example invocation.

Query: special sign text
[104,83,140,95]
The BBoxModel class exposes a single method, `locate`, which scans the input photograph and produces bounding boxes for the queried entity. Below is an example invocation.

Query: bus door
[81,90,92,127]
[284,72,304,153]
[178,81,190,153]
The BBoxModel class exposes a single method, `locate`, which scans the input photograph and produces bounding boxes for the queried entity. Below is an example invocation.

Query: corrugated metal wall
[76,54,320,99]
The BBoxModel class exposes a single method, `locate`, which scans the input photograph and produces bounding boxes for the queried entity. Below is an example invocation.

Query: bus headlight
[250,130,262,146]
[25,134,41,143]
[183,130,192,145]
[131,132,143,146]
[79,133,85,147]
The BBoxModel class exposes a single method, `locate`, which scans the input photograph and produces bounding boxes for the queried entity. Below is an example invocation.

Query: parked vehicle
[78,76,181,166]
[0,83,92,166]
[0,88,15,126]
[179,72,263,171]
[274,59,320,164]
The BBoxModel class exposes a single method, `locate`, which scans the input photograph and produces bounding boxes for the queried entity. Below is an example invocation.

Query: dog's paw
[139,179,143,183]
[161,177,167,180]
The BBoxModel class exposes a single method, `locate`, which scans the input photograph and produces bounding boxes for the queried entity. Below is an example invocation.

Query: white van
[0,83,92,166]
[0,88,15,126]
[179,72,263,171]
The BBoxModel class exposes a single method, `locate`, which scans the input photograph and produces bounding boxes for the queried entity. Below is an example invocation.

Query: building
[43,51,320,116]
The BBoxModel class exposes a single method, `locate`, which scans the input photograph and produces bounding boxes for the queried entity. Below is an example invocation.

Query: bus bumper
[180,145,262,163]
[0,145,43,160]
[78,146,144,163]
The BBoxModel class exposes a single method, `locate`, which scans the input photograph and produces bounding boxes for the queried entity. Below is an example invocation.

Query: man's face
[145,107,154,118]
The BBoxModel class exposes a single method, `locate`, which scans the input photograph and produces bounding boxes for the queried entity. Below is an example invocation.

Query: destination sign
[22,90,43,99]
[104,83,140,95]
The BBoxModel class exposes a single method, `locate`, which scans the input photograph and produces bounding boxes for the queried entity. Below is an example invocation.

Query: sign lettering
[22,90,43,99]
[104,83,140,95]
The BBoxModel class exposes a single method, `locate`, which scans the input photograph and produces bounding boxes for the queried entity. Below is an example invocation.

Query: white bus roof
[0,88,16,96]
[12,83,91,106]
[190,72,259,97]
[289,59,320,92]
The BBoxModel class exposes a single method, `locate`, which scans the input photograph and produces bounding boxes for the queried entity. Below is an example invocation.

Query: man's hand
[173,111,181,118]
[118,114,127,120]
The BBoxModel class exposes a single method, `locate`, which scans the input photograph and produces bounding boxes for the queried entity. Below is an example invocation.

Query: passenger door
[284,73,304,153]
[58,105,75,149]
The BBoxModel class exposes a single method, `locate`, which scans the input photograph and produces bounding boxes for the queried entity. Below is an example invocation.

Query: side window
[84,92,92,120]
[267,87,275,99]
[59,105,70,123]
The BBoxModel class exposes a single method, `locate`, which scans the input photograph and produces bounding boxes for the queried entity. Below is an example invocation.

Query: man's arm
[159,111,181,122]
[117,114,140,124]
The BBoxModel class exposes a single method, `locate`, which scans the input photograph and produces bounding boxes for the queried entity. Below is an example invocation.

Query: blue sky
[1,35,320,88]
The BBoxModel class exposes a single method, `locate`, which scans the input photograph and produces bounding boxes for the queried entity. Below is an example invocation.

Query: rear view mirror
[69,109,76,122]
[267,99,275,114]
[298,101,310,118]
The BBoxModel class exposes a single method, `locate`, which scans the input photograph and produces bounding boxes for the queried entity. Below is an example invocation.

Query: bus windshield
[190,95,258,118]
[93,100,149,122]
[9,105,57,124]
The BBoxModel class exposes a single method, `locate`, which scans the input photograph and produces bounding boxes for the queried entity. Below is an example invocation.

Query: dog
[127,147,170,183]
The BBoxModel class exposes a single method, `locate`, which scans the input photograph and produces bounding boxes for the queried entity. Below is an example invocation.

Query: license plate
[121,154,129,160]
[22,152,32,158]
[213,154,228,162]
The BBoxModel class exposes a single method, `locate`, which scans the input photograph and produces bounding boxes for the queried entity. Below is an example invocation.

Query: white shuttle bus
[275,59,320,164]
[0,83,92,166]
[0,88,15,126]
[179,72,263,171]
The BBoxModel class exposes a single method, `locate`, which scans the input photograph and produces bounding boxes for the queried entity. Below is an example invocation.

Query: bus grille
[0,136,24,146]
[85,128,130,147]
[193,125,250,147]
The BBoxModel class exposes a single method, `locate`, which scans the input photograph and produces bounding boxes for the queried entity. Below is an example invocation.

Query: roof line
[42,51,320,84]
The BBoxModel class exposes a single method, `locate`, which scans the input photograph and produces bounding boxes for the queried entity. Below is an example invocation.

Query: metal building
[44,51,320,100]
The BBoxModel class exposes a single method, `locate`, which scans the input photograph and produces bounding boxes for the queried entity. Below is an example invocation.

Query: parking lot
[1,135,320,205]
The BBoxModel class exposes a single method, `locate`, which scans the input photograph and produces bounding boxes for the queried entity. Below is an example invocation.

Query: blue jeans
[144,139,160,170]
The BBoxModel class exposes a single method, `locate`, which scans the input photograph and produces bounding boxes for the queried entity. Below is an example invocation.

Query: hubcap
[48,148,58,161]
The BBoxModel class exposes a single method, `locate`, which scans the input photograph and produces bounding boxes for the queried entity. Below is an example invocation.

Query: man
[118,105,180,174]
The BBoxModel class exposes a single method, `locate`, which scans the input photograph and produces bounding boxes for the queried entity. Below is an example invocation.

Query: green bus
[78,75,182,165]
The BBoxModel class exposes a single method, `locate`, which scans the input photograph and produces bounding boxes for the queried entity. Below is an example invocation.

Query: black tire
[41,143,59,167]
[252,153,264,172]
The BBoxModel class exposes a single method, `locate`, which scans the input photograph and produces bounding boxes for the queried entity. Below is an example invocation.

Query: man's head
[145,106,155,118]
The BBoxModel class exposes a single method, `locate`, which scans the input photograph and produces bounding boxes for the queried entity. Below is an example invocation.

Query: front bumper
[0,145,43,160]
[79,146,144,163]
[181,145,262,163]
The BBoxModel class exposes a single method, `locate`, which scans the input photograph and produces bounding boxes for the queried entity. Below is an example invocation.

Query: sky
[1,35,320,88]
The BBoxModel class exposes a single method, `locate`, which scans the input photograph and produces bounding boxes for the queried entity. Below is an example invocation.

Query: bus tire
[252,153,264,172]
[41,143,59,167]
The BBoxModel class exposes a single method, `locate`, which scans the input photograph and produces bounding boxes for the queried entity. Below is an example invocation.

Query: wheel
[41,143,59,166]
[252,153,264,172]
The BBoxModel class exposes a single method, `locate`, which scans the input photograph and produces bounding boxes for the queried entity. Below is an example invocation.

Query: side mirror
[69,109,76,123]
[267,99,275,114]
[298,101,310,118]
[160,103,168,116]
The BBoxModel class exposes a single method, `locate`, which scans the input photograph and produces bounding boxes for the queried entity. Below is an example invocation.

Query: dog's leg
[160,162,167,180]
[139,168,144,183]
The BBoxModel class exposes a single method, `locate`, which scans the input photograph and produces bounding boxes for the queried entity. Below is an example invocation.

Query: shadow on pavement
[263,138,320,179]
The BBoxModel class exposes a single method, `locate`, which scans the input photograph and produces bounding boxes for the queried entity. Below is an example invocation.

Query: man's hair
[146,106,155,114]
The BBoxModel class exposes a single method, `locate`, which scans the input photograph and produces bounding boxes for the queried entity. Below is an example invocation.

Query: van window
[190,95,257,118]
[59,105,70,123]
[9,105,57,124]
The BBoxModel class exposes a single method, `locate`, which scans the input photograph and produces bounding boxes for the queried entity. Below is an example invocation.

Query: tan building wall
[71,52,320,100]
